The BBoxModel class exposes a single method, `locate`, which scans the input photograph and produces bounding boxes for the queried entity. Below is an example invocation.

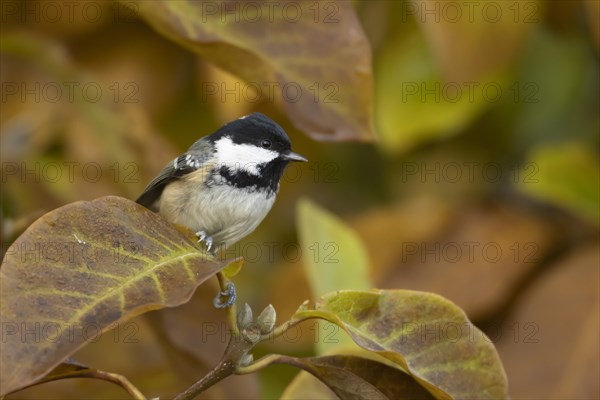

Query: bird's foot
[195,230,215,255]
[213,282,236,309]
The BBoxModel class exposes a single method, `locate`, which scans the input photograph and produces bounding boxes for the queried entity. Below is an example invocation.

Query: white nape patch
[215,136,278,175]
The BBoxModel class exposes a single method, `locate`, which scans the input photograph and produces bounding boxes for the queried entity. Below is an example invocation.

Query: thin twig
[173,359,236,400]
[86,370,146,400]
[267,314,312,341]
[2,367,146,400]
[235,353,287,374]
[174,287,317,399]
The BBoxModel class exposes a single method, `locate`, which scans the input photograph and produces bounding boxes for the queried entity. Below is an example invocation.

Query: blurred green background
[1,0,598,399]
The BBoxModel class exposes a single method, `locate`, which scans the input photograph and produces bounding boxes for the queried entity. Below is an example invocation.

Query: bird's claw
[205,237,213,253]
[195,230,215,254]
[213,282,236,309]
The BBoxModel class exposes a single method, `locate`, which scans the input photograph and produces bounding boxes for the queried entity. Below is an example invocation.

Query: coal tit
[136,113,306,305]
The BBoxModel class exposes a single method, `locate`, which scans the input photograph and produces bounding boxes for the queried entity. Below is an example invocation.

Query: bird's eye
[261,139,272,149]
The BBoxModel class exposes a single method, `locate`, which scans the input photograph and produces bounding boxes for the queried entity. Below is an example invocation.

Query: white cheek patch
[215,136,278,175]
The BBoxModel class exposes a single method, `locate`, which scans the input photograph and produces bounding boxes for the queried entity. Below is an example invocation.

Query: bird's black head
[208,113,307,193]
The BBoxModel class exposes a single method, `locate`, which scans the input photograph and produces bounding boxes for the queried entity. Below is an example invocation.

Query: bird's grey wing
[136,139,212,209]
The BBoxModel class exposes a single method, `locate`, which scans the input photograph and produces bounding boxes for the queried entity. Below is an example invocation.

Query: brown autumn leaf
[279,355,435,400]
[350,195,456,281]
[376,202,561,319]
[496,243,600,399]
[295,290,508,399]
[0,196,229,395]
[130,0,375,141]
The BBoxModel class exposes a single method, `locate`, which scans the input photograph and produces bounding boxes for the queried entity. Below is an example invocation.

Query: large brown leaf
[0,196,228,394]
[374,202,560,319]
[296,290,508,399]
[130,0,375,141]
[496,243,600,399]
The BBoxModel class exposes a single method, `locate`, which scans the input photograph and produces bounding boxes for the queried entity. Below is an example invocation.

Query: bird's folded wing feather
[136,139,213,209]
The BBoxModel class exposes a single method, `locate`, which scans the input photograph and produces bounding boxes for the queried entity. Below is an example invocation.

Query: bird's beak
[282,151,308,162]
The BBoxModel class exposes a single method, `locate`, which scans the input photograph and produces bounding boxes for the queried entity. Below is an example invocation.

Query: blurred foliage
[132,0,375,141]
[1,0,598,399]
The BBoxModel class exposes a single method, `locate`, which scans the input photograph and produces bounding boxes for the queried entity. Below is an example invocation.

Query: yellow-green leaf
[374,0,535,154]
[517,143,600,224]
[130,0,375,141]
[221,257,245,279]
[297,198,371,298]
[375,28,497,154]
[295,290,508,400]
[297,198,372,354]
[0,196,229,395]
